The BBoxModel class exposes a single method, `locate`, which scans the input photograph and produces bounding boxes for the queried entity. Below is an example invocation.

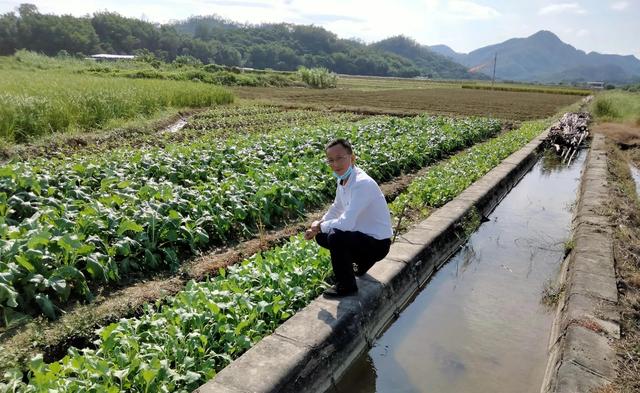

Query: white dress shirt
[320,166,393,240]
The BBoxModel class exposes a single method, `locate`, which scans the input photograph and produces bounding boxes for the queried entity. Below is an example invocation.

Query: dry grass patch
[595,122,640,149]
[606,141,640,393]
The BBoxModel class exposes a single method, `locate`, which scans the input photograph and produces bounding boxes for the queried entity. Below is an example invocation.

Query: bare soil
[595,122,640,149]
[232,86,580,121]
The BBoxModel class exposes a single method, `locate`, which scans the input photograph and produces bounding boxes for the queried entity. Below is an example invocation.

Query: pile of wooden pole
[548,112,591,164]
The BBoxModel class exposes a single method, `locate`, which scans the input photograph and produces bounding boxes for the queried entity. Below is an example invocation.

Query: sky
[1,0,638,58]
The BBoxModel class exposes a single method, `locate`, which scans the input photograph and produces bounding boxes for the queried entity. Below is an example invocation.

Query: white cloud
[446,1,501,20]
[538,3,586,15]
[576,28,589,37]
[611,1,629,11]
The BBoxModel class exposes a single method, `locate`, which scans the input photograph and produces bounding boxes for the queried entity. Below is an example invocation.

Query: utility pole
[491,52,497,88]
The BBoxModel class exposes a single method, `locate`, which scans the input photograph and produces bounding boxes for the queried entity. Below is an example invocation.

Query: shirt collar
[339,166,358,187]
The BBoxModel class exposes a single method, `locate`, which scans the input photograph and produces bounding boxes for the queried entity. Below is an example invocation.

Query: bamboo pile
[548,112,590,164]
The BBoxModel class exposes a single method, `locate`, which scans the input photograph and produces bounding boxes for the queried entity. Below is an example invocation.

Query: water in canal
[332,150,587,393]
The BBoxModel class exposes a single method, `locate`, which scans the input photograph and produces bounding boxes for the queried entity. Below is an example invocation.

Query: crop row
[5,105,365,162]
[0,116,501,323]
[390,121,548,214]
[460,84,590,96]
[1,121,548,392]
[183,105,364,140]
[2,236,331,392]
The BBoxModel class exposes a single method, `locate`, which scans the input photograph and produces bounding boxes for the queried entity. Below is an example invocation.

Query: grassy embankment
[591,90,640,125]
[591,90,640,392]
[0,53,236,145]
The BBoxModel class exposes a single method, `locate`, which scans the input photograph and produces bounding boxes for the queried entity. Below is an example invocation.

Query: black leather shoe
[323,285,358,298]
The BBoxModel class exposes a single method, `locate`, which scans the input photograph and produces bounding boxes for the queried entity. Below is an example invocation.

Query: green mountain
[428,44,466,63]
[172,16,477,79]
[430,31,640,83]
[370,36,482,79]
[0,7,475,79]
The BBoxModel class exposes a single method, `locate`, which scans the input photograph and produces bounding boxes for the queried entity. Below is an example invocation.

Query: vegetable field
[391,121,547,213]
[1,119,548,392]
[0,115,501,324]
[1,105,365,162]
[0,53,567,392]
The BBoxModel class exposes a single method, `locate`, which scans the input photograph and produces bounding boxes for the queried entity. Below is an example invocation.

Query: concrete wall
[540,134,619,393]
[195,130,551,393]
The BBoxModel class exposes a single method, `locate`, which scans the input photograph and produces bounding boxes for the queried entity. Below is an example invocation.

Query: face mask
[333,165,353,182]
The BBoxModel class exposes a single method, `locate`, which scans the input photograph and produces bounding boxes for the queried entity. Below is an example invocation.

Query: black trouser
[316,228,391,291]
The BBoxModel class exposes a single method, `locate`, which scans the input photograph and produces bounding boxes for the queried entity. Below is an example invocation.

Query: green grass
[0,70,234,143]
[337,74,591,95]
[0,50,306,90]
[591,91,640,123]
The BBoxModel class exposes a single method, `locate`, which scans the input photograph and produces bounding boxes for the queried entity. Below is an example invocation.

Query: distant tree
[133,48,161,67]
[214,45,241,66]
[0,11,18,55]
[91,11,159,53]
[0,5,476,79]
[173,54,202,67]
[194,23,210,40]
[186,38,215,63]
[331,52,355,74]
[158,25,184,60]
[291,25,337,53]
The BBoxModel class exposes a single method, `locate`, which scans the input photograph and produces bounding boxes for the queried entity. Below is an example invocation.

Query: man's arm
[305,186,343,240]
[322,191,342,222]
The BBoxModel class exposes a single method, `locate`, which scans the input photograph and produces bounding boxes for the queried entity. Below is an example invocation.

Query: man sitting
[304,139,392,297]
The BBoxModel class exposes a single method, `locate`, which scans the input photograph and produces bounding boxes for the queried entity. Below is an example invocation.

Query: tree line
[0,4,473,79]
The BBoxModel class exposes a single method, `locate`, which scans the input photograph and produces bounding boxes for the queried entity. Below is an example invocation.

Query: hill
[0,6,480,79]
[431,31,640,83]
[172,16,477,79]
[370,36,481,79]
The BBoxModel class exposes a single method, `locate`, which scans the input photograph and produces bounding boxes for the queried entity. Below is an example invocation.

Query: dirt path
[599,126,640,393]
[593,122,640,148]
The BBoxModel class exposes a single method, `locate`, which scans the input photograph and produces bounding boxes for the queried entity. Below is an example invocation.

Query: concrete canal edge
[540,133,620,393]
[194,129,552,393]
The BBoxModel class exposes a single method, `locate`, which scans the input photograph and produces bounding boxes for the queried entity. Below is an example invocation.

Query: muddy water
[332,150,587,393]
[165,118,188,133]
[629,163,640,196]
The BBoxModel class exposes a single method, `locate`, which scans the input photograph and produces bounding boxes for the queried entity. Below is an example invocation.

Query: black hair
[325,138,353,154]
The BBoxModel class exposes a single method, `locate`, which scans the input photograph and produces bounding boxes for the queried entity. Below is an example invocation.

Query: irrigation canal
[332,149,587,393]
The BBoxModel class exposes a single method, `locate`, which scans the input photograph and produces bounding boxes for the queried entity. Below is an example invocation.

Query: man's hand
[304,228,317,240]
[304,220,322,240]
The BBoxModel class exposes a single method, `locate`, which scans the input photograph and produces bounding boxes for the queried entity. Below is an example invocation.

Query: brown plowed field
[233,87,580,121]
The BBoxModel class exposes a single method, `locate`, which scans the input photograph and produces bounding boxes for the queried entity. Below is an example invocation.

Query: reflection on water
[332,150,586,393]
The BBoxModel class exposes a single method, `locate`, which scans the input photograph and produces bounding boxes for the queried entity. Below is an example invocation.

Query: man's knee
[315,232,329,249]
[326,228,350,249]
